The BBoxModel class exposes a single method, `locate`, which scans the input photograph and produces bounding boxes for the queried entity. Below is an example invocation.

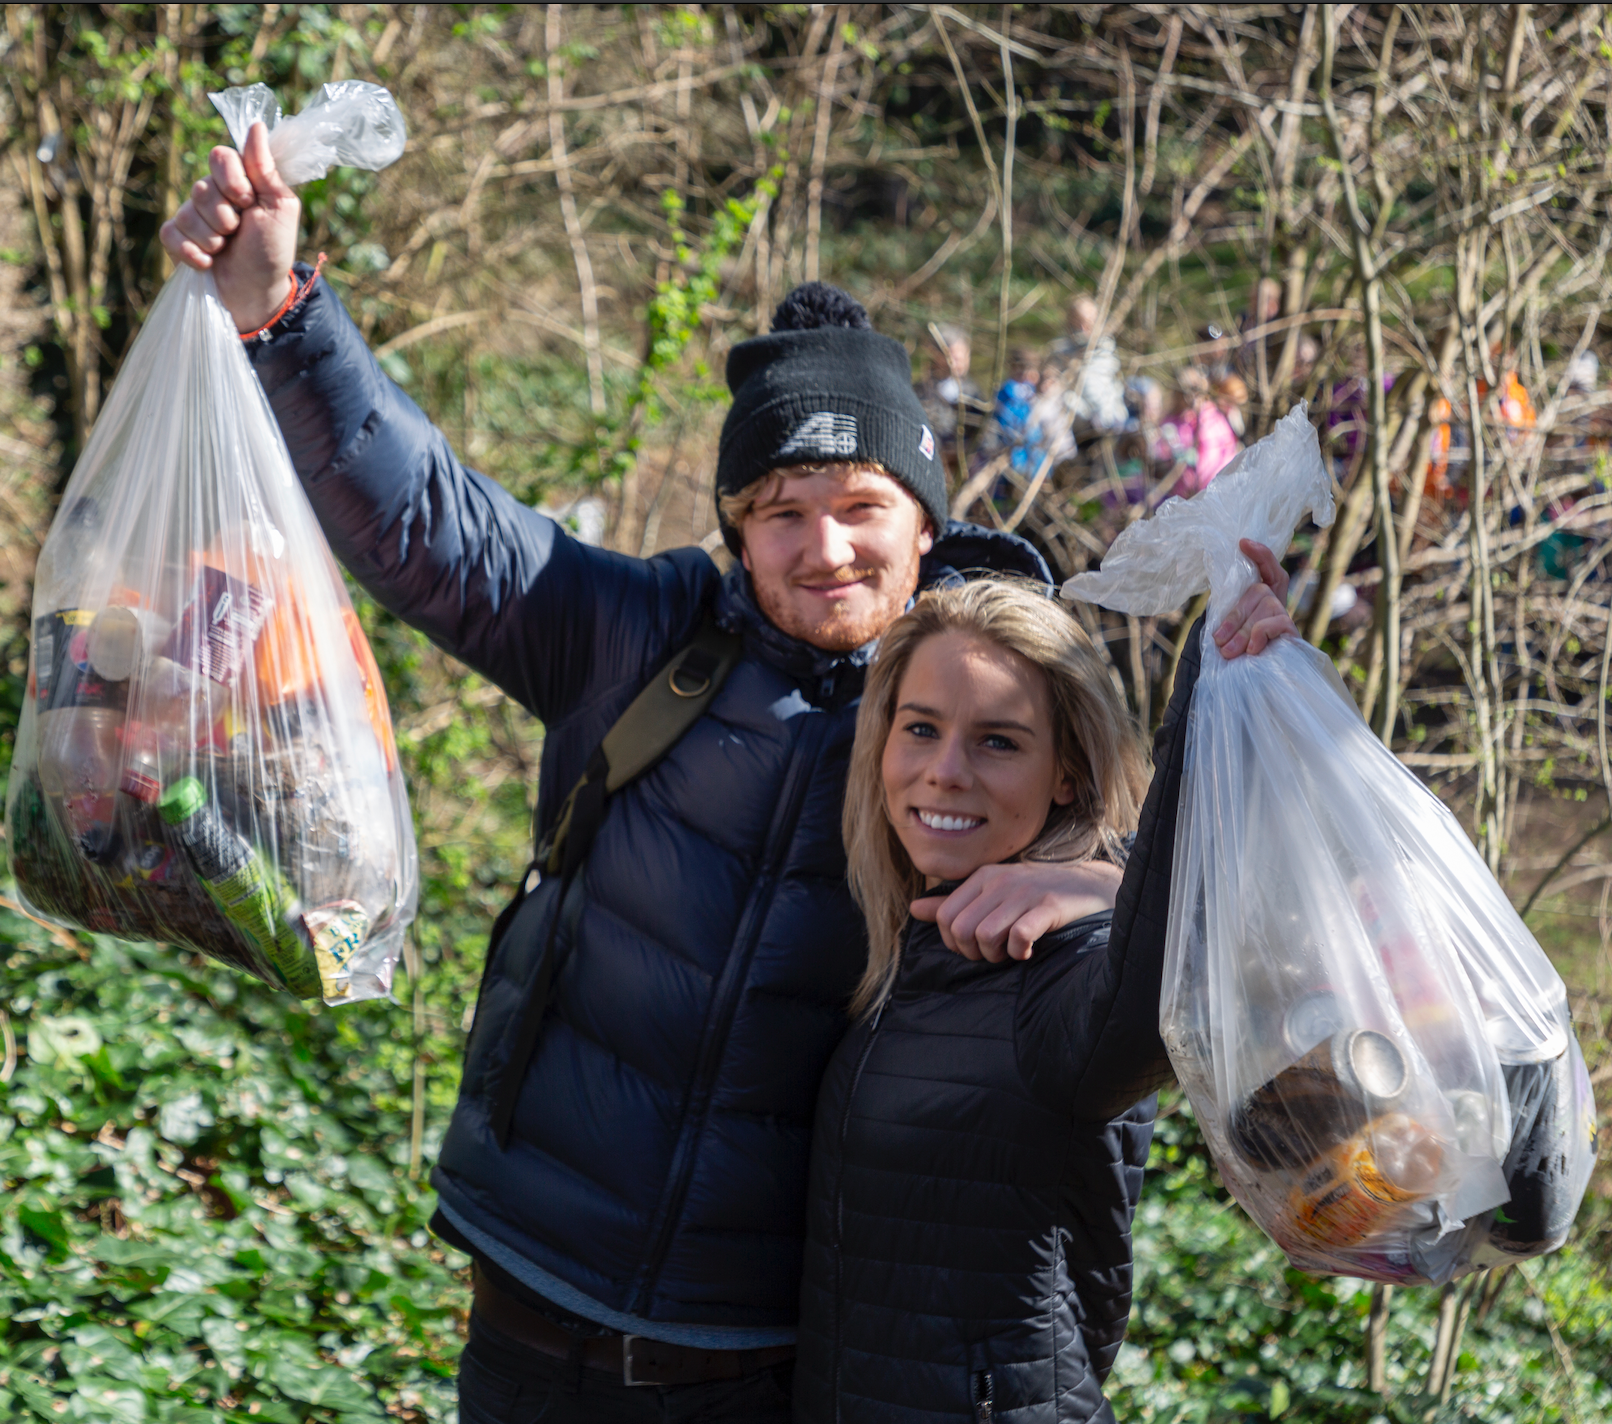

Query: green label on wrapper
[301,900,371,999]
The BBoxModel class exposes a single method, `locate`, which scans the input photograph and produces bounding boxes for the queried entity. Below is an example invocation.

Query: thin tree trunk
[994,29,1018,393]
[804,10,846,283]
[1425,1281,1461,1402]
[1367,1282,1393,1394]
[1321,8,1400,741]
[547,5,605,418]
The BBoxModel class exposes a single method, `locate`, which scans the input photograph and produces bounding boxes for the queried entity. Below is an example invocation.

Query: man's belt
[471,1271,795,1387]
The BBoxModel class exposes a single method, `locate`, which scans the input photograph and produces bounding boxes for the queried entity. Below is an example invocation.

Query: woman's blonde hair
[842,578,1148,1016]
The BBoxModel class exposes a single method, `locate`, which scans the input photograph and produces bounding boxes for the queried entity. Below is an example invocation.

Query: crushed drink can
[1282,1112,1443,1250]
[1230,1028,1408,1170]
[160,567,273,689]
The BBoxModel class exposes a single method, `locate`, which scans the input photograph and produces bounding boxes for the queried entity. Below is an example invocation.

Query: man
[915,322,983,456]
[162,127,1294,1422]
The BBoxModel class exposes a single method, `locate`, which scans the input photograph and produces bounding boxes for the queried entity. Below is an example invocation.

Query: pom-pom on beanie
[715,281,949,553]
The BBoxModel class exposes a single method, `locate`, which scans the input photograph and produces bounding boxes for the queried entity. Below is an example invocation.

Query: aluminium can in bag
[1065,405,1596,1284]
[4,84,416,1003]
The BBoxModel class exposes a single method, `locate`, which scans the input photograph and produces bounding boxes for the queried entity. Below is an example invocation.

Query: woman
[795,566,1291,1424]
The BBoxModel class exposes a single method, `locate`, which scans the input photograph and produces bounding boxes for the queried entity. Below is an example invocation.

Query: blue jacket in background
[244,268,1052,1347]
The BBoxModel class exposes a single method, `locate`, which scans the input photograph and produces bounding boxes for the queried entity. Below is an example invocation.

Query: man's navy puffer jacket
[243,268,1052,1346]
[794,620,1204,1423]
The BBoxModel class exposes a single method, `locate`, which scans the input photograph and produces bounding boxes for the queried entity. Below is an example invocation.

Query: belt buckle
[621,1334,653,1387]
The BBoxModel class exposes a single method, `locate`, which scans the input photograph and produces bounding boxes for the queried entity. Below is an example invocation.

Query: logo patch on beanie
[919,424,936,461]
[776,411,859,461]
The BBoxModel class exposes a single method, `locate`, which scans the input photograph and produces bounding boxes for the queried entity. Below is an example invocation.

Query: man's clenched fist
[159,121,301,333]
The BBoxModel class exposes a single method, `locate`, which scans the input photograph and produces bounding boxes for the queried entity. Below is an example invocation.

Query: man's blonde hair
[841,578,1148,1016]
[717,460,911,533]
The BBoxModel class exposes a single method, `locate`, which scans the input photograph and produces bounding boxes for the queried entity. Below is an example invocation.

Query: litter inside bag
[1064,404,1596,1283]
[4,85,416,1003]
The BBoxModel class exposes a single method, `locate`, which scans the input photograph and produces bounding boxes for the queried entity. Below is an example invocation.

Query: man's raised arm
[161,123,712,722]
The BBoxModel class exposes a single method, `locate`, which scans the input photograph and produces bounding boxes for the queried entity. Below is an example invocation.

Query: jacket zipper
[627,712,830,1313]
[973,1368,995,1421]
[831,999,885,1424]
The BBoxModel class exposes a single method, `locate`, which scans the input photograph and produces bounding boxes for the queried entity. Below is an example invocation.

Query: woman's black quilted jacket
[793,622,1204,1423]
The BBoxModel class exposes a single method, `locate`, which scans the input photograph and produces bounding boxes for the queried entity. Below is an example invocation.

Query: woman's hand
[1212,538,1297,658]
[159,122,300,334]
[911,859,1123,963]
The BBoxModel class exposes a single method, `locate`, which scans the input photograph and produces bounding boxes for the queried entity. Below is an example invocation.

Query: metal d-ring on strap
[484,610,742,1148]
[669,657,716,698]
[668,638,725,698]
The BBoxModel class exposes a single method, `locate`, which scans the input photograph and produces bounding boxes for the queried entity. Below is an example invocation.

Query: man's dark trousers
[457,1314,794,1424]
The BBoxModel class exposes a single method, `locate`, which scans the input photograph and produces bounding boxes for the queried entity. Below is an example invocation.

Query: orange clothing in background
[1425,396,1453,498]
[1499,372,1537,431]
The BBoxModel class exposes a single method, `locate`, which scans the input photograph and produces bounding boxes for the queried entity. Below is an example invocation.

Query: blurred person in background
[1424,394,1456,503]
[982,347,1047,474]
[1188,370,1241,491]
[1027,363,1079,472]
[1157,367,1240,499]
[1051,293,1129,435]
[1215,372,1250,438]
[1291,333,1322,392]
[917,322,983,461]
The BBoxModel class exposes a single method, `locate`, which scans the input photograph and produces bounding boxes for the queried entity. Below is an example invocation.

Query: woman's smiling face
[881,630,1074,887]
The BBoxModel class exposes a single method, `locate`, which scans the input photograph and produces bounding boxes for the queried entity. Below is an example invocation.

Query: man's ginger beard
[750,540,924,652]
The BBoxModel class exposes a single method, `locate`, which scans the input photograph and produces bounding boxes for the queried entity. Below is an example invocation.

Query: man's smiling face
[737,463,934,653]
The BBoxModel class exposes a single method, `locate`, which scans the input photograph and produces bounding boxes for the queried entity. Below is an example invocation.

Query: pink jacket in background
[1183,402,1240,493]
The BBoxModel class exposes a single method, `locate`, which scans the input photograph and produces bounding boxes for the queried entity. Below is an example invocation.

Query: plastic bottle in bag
[159,776,319,998]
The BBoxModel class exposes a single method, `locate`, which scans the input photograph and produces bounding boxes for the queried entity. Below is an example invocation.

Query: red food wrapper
[161,566,273,688]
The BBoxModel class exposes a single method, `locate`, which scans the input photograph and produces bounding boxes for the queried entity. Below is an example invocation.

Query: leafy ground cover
[0,885,1605,1423]
[0,914,467,1424]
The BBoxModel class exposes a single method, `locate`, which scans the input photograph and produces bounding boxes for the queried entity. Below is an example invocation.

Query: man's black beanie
[715,282,949,553]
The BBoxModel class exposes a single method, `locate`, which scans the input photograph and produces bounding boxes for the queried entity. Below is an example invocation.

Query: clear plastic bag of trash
[1064,404,1596,1284]
[4,85,416,1003]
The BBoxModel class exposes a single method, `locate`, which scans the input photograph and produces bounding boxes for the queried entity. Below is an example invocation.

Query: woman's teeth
[918,811,982,831]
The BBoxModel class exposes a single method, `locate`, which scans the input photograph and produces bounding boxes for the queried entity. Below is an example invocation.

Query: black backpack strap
[484,611,743,1148]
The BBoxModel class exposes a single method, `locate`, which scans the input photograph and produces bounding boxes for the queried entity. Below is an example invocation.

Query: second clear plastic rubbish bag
[1065,404,1596,1285]
[4,83,417,1004]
